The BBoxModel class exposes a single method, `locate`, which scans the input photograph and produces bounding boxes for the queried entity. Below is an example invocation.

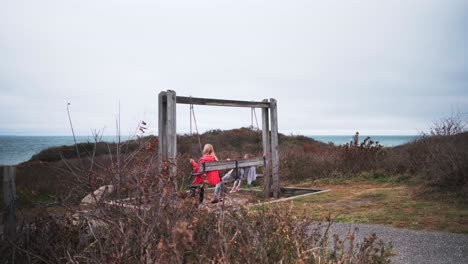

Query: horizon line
[0,133,422,137]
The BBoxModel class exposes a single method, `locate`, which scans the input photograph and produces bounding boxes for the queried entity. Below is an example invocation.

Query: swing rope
[189,99,259,155]
[189,97,203,154]
[251,107,260,131]
[246,107,261,157]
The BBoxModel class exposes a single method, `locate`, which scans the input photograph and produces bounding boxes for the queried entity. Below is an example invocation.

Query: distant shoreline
[308,135,420,147]
[0,134,420,166]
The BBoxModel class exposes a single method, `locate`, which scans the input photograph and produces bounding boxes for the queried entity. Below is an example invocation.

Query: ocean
[309,135,420,147]
[0,136,122,166]
[0,135,420,166]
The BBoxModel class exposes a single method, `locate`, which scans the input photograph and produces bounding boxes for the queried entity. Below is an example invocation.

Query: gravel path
[329,223,468,264]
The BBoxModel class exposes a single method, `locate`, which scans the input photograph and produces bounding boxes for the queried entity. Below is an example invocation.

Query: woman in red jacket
[189,144,220,202]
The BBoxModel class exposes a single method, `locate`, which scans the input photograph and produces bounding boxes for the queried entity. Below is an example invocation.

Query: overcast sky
[1,0,467,136]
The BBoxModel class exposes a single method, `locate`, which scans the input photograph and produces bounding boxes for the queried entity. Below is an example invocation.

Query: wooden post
[270,99,280,198]
[158,90,177,179]
[262,99,272,198]
[158,91,167,169]
[166,90,177,178]
[3,166,17,240]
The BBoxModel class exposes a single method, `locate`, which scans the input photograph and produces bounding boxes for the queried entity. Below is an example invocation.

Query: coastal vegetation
[1,115,467,262]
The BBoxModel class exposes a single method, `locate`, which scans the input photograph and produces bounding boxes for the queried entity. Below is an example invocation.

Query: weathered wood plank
[204,160,264,171]
[262,99,271,198]
[270,98,280,198]
[253,190,330,206]
[202,158,264,167]
[3,166,17,240]
[176,96,270,108]
[196,158,265,172]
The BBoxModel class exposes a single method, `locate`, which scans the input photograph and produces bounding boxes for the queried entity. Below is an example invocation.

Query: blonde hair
[244,153,254,159]
[203,144,218,160]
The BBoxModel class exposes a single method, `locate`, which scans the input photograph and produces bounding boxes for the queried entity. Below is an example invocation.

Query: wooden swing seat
[188,157,265,203]
[192,157,265,175]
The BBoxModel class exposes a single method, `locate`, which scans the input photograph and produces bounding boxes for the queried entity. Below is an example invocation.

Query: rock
[80,185,114,210]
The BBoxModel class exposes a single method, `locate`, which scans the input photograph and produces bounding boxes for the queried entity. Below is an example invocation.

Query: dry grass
[283,178,468,234]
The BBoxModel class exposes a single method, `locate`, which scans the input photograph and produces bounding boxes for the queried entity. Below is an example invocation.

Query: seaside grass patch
[317,172,416,186]
[281,179,468,234]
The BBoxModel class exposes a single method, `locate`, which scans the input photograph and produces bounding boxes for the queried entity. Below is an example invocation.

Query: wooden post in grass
[3,166,17,240]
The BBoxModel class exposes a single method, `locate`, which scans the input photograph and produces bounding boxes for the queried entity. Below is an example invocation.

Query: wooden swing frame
[158,90,280,198]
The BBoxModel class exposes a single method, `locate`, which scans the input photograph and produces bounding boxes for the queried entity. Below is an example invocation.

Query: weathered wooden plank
[254,190,330,206]
[166,90,177,178]
[204,161,264,171]
[197,158,265,172]
[201,158,264,166]
[202,158,264,167]
[3,166,17,240]
[176,96,270,108]
[262,99,271,198]
[270,98,280,198]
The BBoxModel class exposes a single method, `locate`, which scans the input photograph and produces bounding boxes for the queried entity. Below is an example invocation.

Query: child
[189,144,220,202]
[212,153,257,203]
[230,153,257,193]
[230,165,257,193]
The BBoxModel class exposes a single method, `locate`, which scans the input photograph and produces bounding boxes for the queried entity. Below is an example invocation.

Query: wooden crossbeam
[197,157,264,172]
[176,96,270,108]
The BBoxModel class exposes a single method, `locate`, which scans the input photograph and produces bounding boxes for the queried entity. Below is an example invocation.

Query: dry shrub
[427,111,466,137]
[380,114,468,193]
[413,113,468,190]
[280,145,338,183]
[279,132,386,183]
[403,133,468,190]
[8,136,160,208]
[1,201,393,263]
[1,137,392,263]
[337,132,385,174]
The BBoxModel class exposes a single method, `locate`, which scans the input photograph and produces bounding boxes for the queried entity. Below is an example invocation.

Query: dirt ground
[199,185,327,209]
[199,187,264,208]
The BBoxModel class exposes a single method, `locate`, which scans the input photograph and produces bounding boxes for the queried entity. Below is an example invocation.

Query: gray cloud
[1,0,467,136]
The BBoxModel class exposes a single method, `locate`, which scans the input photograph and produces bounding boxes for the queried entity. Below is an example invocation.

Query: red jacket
[192,154,220,185]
